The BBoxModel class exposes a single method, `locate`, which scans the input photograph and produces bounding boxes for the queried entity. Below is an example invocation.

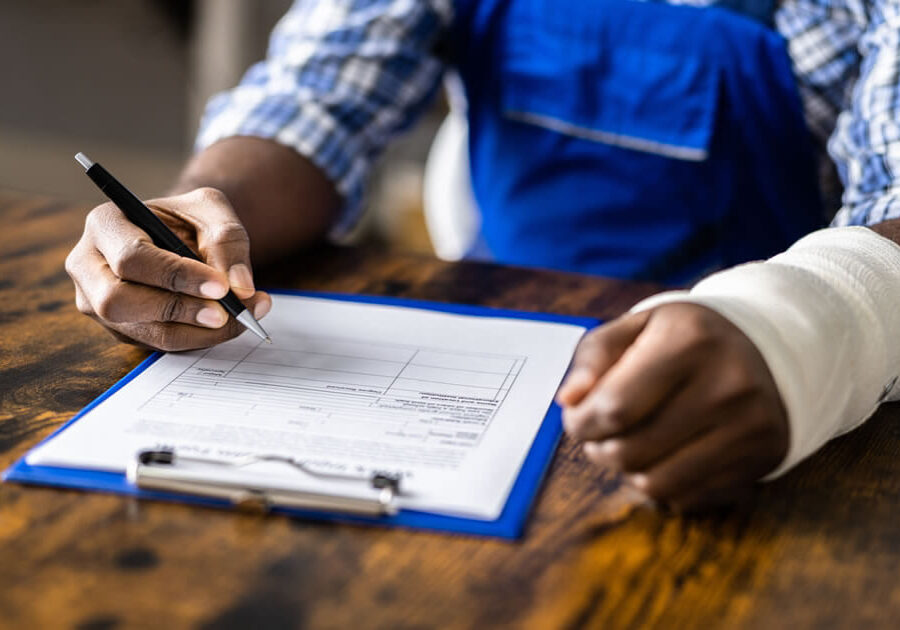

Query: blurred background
[0,0,442,254]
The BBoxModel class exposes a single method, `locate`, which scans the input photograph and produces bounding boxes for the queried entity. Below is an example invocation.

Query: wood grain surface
[1,191,899,630]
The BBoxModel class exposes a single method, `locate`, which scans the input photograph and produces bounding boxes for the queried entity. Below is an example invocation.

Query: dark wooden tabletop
[2,191,899,630]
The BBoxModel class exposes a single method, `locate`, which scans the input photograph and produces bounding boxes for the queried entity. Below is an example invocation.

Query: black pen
[74,152,271,343]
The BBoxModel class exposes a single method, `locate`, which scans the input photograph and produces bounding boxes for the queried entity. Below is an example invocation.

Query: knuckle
[723,363,765,403]
[208,221,249,247]
[678,319,716,353]
[601,441,628,470]
[83,207,103,233]
[93,281,125,322]
[724,357,756,388]
[74,290,92,315]
[582,442,602,466]
[714,358,778,414]
[160,257,188,292]
[160,294,186,323]
[561,407,587,438]
[64,248,81,278]
[84,203,116,232]
[194,186,229,206]
[657,305,719,353]
[595,392,632,432]
[108,237,147,278]
[564,404,605,441]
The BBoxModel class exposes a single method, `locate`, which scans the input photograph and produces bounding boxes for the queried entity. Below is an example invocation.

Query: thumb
[556,310,650,406]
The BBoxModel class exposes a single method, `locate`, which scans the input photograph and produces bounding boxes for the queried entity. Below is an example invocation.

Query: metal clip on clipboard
[127,449,401,517]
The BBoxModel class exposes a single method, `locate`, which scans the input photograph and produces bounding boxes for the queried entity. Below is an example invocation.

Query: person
[65,0,900,510]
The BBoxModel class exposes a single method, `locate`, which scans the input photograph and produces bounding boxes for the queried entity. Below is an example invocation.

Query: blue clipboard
[3,290,598,540]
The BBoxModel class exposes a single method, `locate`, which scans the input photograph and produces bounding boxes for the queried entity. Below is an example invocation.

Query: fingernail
[254,298,271,319]
[229,264,255,292]
[197,306,227,328]
[200,280,227,299]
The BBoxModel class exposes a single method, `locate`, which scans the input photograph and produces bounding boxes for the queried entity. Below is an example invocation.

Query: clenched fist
[65,187,271,351]
[557,303,788,512]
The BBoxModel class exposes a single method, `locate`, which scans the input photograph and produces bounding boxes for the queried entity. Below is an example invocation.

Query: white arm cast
[630,227,900,477]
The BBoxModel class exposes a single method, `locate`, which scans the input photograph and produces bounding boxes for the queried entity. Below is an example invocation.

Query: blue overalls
[449,0,824,284]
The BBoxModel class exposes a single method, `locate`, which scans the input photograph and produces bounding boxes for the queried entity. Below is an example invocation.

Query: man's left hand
[557,303,789,512]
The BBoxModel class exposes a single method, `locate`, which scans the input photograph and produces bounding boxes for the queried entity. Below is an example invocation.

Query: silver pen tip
[265,337,272,344]
[235,308,270,343]
[74,152,94,170]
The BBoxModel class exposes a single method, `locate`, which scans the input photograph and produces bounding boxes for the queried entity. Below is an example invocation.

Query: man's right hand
[65,187,272,352]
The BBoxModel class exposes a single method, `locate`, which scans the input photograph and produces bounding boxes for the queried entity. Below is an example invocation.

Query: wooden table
[2,191,899,630]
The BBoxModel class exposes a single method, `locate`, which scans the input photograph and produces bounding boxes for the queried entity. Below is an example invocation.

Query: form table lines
[140,336,527,449]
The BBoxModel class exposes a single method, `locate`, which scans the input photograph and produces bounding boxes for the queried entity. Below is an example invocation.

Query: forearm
[180,1,452,265]
[171,137,341,266]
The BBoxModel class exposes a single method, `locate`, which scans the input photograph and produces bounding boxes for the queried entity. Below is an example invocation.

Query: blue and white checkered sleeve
[830,3,900,227]
[195,0,453,238]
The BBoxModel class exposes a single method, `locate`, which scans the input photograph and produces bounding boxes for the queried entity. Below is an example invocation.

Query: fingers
[76,276,272,352]
[579,375,721,473]
[556,311,649,406]
[624,413,781,509]
[87,208,229,300]
[109,318,246,353]
[148,188,255,299]
[562,308,706,441]
[563,303,789,512]
[66,188,267,351]
[73,248,230,327]
[120,290,270,352]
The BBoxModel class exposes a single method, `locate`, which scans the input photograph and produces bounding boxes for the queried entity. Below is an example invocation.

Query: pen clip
[127,449,400,517]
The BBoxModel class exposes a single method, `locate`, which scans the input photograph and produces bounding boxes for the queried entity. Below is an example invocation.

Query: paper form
[27,295,586,520]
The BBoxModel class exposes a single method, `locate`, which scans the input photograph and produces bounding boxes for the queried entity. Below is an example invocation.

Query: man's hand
[557,303,788,512]
[65,187,272,351]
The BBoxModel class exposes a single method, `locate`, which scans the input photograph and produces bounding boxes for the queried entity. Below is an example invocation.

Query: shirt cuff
[831,190,900,228]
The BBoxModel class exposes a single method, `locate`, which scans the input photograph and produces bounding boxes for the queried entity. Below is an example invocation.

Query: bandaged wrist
[630,227,900,478]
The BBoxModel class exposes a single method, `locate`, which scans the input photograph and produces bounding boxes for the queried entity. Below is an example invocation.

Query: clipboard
[3,290,598,539]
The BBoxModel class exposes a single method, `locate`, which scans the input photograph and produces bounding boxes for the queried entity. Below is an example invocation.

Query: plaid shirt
[195,0,899,236]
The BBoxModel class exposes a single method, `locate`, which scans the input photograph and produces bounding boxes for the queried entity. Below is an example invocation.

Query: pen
[74,152,271,343]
